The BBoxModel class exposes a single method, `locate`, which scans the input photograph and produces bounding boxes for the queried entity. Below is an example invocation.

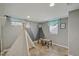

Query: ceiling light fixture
[27,16,30,18]
[49,3,55,7]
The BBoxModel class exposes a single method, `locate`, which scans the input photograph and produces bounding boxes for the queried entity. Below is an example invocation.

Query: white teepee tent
[5,23,35,56]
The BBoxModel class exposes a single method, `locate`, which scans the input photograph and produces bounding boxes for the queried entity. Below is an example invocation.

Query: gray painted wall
[42,18,68,48]
[69,9,79,56]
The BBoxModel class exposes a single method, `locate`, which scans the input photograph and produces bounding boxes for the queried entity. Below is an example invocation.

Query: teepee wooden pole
[22,23,30,56]
[25,28,36,48]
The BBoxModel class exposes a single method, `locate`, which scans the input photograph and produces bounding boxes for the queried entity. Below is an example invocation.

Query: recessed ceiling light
[27,16,30,18]
[49,3,55,7]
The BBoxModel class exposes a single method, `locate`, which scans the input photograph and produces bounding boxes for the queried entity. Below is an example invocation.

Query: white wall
[0,4,5,15]
[69,9,79,56]
[0,17,1,52]
[0,4,5,51]
[42,18,68,48]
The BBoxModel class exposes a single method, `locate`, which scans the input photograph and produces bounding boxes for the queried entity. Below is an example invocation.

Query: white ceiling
[68,3,79,11]
[1,3,79,22]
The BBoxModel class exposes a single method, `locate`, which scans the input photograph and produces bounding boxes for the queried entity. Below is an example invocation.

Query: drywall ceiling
[68,3,79,11]
[1,3,79,22]
[2,3,68,22]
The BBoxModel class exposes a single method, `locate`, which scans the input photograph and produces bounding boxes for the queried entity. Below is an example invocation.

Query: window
[48,19,59,35]
[49,24,58,34]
